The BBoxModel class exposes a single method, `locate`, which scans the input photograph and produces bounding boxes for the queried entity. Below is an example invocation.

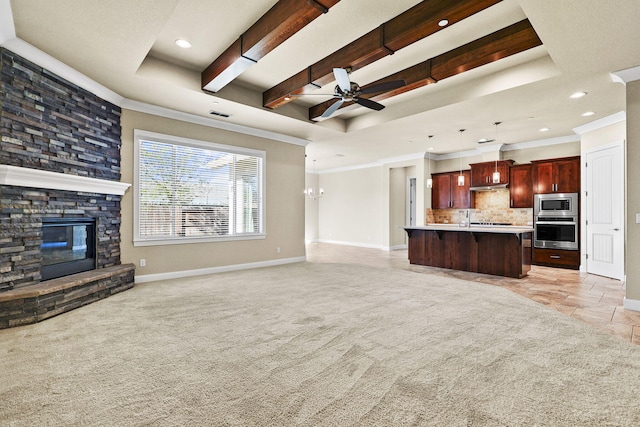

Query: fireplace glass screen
[40,218,96,280]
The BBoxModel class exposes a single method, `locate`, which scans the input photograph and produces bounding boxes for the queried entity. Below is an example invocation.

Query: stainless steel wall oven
[533,193,578,250]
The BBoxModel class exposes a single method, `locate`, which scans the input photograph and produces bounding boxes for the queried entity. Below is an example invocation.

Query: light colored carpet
[1,262,640,426]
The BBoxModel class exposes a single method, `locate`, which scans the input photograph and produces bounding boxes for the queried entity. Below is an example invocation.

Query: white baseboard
[134,256,306,284]
[316,239,384,250]
[388,244,408,251]
[310,239,408,252]
[623,297,640,312]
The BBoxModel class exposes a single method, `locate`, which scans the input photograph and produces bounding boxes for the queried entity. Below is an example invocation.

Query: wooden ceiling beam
[263,0,502,110]
[431,19,542,80]
[308,19,542,120]
[201,0,340,93]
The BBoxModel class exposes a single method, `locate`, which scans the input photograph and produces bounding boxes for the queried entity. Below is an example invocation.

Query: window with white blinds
[134,130,265,246]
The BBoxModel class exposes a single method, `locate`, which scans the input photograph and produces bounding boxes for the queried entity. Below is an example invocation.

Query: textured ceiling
[6,0,637,170]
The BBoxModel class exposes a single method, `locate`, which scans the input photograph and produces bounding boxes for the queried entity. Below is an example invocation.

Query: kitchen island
[404,225,533,278]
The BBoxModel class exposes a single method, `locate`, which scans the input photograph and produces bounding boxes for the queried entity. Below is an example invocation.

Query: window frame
[133,129,266,247]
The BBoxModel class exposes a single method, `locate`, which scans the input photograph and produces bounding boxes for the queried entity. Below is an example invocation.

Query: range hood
[470,183,509,192]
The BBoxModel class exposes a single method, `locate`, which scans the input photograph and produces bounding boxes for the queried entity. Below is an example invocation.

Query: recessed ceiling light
[582,111,596,116]
[284,96,291,101]
[570,91,587,99]
[175,39,192,49]
[428,147,435,151]
[438,19,449,27]
[539,127,550,132]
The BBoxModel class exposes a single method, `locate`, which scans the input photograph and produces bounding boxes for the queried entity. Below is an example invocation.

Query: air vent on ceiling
[209,110,230,118]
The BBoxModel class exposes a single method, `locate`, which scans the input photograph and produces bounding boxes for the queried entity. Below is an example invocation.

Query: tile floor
[306,242,640,345]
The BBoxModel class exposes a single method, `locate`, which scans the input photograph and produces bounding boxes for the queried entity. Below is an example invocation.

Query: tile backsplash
[427,189,533,226]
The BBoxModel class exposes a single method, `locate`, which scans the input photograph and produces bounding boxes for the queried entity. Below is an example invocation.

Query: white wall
[304,171,319,242]
[317,166,384,248]
[389,167,407,248]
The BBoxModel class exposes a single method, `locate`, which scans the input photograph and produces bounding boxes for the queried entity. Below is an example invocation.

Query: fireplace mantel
[0,165,130,195]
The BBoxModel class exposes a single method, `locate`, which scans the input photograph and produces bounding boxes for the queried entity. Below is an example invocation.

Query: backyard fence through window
[134,130,265,246]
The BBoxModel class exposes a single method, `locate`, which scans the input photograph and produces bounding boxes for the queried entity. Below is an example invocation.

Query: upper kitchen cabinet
[469,160,514,188]
[532,156,580,194]
[509,164,533,208]
[431,170,471,209]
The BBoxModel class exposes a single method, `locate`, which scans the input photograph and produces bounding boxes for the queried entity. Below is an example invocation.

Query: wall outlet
[139,259,146,267]
[276,247,280,253]
[636,213,640,224]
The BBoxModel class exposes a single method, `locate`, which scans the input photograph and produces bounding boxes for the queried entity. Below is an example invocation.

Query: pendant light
[457,129,465,186]
[427,135,433,189]
[304,160,324,200]
[492,122,501,184]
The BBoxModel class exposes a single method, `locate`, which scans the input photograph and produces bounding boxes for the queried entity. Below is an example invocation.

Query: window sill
[133,234,266,247]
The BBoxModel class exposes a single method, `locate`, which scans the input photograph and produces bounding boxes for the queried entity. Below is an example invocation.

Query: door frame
[582,140,625,280]
[406,176,417,228]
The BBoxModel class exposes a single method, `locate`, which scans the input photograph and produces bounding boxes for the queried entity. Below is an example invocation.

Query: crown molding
[502,134,580,151]
[123,99,310,147]
[572,111,626,135]
[0,165,131,195]
[611,66,640,84]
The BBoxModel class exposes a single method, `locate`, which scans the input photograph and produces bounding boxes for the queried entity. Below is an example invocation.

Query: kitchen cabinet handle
[550,255,561,259]
[611,228,620,231]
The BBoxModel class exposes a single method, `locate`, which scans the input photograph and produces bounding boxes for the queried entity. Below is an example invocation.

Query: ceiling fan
[292,68,407,118]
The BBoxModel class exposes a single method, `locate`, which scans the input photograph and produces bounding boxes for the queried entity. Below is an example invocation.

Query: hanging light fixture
[457,129,465,186]
[304,160,324,200]
[427,135,433,189]
[492,122,502,184]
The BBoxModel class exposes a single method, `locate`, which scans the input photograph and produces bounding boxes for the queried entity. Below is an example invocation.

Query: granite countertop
[405,224,534,234]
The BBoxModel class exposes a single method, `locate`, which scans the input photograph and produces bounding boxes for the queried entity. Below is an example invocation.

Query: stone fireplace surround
[0,47,134,328]
[0,165,134,329]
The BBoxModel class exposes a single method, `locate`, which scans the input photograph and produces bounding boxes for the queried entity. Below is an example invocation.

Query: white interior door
[585,142,624,280]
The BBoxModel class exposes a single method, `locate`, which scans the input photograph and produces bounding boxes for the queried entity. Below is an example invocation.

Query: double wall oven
[533,193,578,250]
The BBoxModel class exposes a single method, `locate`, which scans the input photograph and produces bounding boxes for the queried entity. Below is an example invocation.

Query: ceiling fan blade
[355,97,385,111]
[321,98,344,118]
[333,68,351,93]
[360,79,407,94]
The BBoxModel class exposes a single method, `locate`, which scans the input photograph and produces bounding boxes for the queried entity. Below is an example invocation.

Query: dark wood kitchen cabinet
[532,156,580,194]
[431,170,471,209]
[533,248,579,270]
[509,164,533,208]
[469,160,514,187]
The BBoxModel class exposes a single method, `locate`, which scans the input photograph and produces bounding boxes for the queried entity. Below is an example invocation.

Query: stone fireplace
[0,48,135,328]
